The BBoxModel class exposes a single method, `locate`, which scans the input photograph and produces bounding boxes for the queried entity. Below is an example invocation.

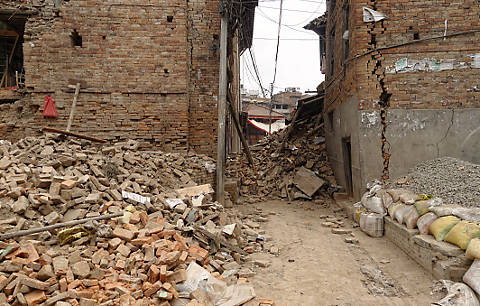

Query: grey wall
[358,108,480,196]
[328,106,480,200]
[325,95,364,200]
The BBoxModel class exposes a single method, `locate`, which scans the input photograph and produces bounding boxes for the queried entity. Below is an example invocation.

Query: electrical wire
[253,37,318,40]
[243,51,267,97]
[259,2,325,27]
[271,0,283,87]
[256,8,317,35]
[248,49,267,97]
[234,0,326,4]
[258,5,325,14]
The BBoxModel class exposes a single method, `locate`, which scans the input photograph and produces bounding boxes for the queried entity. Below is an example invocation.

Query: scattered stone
[331,228,352,235]
[344,237,359,244]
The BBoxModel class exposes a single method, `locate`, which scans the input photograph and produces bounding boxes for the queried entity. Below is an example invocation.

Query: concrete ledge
[339,200,471,281]
[384,216,471,281]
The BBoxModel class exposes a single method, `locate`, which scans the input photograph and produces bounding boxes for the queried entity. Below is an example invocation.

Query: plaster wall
[325,95,364,200]
[359,108,480,190]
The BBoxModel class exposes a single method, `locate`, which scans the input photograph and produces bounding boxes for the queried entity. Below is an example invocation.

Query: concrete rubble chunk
[53,256,69,275]
[11,196,28,214]
[71,261,91,279]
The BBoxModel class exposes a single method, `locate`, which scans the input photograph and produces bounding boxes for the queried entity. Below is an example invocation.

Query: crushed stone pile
[227,113,336,203]
[0,134,274,305]
[389,157,480,207]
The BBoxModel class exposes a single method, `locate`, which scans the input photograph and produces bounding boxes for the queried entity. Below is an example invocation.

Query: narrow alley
[0,0,480,305]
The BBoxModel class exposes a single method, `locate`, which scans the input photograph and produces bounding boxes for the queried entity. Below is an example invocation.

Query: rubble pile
[227,114,335,202]
[388,157,480,207]
[0,134,271,305]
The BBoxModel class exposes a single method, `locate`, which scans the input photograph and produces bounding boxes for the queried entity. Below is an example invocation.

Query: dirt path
[239,200,434,306]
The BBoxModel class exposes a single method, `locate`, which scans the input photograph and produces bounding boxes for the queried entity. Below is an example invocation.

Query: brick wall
[0,0,221,155]
[325,0,480,112]
[186,0,221,155]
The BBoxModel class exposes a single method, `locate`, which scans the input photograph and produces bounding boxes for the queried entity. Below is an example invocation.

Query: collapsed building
[0,0,257,156]
[306,1,480,199]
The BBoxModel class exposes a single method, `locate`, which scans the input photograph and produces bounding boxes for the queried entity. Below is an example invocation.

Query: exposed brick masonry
[0,0,221,155]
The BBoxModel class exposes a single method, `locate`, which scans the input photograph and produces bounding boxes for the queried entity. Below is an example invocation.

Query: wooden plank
[193,225,247,255]
[175,184,214,198]
[42,127,107,143]
[66,83,80,132]
[0,30,18,37]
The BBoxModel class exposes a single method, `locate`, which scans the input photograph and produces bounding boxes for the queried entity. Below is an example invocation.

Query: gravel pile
[397,157,480,207]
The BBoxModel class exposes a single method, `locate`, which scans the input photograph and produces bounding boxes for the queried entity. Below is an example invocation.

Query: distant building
[271,87,309,116]
[239,87,311,144]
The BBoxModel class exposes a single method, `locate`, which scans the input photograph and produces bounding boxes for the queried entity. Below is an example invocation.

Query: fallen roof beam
[42,127,107,143]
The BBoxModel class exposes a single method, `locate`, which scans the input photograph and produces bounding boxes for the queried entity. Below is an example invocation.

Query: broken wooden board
[293,166,326,197]
[193,225,247,255]
[175,184,214,198]
[42,127,107,143]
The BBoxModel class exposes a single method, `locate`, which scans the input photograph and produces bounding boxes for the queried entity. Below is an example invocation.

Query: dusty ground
[239,200,434,306]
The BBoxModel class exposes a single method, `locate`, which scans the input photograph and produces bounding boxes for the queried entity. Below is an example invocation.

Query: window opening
[70,29,82,47]
[0,16,26,89]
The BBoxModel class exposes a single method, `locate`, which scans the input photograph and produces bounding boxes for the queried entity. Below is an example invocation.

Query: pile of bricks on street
[227,114,336,203]
[0,134,275,306]
[348,176,480,304]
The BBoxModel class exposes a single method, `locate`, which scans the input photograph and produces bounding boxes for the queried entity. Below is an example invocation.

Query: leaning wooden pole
[66,83,81,132]
[227,91,255,168]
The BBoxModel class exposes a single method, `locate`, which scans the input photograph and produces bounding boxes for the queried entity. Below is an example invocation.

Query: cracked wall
[324,0,480,198]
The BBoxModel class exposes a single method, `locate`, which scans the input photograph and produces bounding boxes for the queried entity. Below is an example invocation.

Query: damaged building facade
[0,0,255,156]
[307,1,480,199]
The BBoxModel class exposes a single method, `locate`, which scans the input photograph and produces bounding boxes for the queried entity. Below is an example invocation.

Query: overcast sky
[241,0,327,96]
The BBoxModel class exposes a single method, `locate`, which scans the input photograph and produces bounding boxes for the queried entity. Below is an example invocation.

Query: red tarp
[43,96,58,118]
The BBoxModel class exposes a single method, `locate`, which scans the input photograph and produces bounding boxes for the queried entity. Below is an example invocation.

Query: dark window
[70,29,82,47]
[328,27,335,77]
[342,2,350,63]
[328,111,334,130]
[330,0,337,12]
[0,17,26,89]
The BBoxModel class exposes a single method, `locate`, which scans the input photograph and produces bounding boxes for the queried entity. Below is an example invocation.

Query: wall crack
[435,109,455,157]
[368,0,391,181]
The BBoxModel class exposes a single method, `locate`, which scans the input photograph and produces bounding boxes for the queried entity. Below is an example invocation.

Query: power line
[268,0,284,133]
[243,51,266,98]
[275,1,324,26]
[271,1,283,86]
[258,5,325,14]
[256,8,317,36]
[254,37,318,40]
[248,48,267,98]
[234,0,326,4]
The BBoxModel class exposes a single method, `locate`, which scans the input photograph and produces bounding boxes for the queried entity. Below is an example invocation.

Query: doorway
[342,137,353,195]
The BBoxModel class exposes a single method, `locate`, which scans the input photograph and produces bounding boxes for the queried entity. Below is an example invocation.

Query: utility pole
[216,2,228,206]
[268,82,274,134]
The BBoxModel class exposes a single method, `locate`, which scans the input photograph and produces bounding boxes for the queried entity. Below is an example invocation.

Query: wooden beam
[42,127,107,143]
[227,90,255,168]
